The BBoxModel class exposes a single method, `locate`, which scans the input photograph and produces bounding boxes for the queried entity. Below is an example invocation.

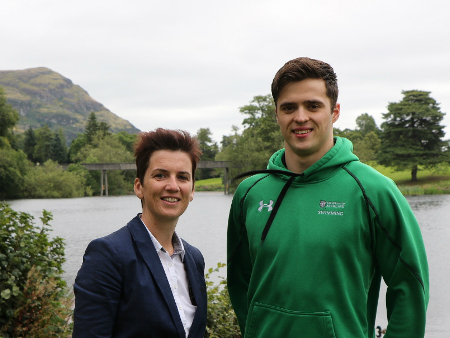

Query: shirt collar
[139,214,185,261]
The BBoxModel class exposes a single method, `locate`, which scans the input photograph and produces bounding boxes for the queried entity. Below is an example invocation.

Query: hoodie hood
[267,137,359,183]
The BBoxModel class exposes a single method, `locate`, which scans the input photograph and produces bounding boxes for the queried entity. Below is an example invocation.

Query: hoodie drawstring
[233,170,304,245]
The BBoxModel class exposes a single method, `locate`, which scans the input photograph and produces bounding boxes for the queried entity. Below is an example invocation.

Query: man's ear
[332,103,340,123]
[134,178,143,199]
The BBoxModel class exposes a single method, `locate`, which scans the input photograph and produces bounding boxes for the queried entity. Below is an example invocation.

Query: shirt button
[168,263,173,267]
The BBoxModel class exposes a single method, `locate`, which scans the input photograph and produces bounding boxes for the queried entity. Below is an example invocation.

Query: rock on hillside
[0,67,140,141]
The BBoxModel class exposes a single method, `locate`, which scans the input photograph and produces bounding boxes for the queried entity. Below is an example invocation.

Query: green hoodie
[227,137,429,338]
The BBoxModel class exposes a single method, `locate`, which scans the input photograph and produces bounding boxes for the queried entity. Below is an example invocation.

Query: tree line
[215,90,449,183]
[1,86,449,200]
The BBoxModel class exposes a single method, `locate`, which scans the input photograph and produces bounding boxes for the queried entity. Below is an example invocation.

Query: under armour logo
[258,200,273,212]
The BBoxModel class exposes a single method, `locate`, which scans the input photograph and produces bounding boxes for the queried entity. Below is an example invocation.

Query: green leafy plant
[0,203,72,337]
[205,263,241,338]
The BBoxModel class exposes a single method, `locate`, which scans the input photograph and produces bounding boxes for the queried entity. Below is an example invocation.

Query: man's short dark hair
[271,57,339,108]
[134,128,202,186]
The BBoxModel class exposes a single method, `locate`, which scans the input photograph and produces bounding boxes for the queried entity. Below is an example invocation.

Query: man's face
[134,150,194,225]
[276,78,340,165]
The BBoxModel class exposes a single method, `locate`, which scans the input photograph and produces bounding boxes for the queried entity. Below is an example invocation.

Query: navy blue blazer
[73,215,207,338]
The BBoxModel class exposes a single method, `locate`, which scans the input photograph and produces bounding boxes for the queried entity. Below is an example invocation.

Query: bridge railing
[61,161,235,196]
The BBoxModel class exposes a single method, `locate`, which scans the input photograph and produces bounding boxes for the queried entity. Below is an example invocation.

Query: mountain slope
[0,67,139,141]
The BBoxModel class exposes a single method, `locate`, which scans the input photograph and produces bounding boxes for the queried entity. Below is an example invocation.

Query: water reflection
[406,194,449,211]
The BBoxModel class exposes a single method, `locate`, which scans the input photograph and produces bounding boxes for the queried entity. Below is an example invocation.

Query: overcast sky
[1,0,449,143]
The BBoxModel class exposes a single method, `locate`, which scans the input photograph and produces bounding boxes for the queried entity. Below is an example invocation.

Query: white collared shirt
[140,217,196,337]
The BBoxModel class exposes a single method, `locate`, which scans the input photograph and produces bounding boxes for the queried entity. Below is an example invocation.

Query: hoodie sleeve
[227,186,253,336]
[371,181,429,338]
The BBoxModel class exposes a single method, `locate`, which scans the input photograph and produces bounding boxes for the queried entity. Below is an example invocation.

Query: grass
[195,177,224,192]
[195,162,450,195]
[367,163,450,195]
[196,164,450,195]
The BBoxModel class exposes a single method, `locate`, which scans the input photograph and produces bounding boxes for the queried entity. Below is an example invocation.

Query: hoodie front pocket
[246,302,336,338]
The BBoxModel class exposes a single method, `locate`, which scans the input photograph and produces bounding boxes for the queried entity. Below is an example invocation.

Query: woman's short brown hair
[271,57,339,109]
[134,128,202,185]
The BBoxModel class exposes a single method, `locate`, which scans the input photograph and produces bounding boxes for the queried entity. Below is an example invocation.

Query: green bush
[0,147,29,200]
[23,160,88,198]
[205,263,241,338]
[0,203,72,337]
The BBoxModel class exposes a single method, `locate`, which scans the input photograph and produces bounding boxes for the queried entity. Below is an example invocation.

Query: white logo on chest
[258,200,274,212]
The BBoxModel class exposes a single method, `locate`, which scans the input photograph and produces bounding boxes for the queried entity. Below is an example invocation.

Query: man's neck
[284,141,335,174]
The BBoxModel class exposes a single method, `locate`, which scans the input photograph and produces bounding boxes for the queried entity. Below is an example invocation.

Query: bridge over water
[62,161,234,195]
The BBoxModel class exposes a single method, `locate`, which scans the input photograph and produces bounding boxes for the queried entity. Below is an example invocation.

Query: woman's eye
[178,175,189,181]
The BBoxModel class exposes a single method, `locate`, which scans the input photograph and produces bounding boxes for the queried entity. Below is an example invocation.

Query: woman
[73,128,207,338]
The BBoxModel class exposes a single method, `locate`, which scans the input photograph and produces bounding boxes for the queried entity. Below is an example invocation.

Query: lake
[7,193,450,337]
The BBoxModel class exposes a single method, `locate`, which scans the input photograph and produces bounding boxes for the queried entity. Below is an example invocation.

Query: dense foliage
[196,128,219,180]
[205,263,241,338]
[0,203,72,337]
[216,95,284,187]
[22,161,90,198]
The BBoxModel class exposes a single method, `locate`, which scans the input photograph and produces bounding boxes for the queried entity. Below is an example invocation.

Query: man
[73,128,207,338]
[227,57,429,337]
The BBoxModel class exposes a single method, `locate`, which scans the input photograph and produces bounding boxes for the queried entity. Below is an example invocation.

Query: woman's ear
[134,178,143,199]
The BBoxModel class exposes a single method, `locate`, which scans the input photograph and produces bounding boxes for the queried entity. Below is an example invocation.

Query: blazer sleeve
[73,237,123,338]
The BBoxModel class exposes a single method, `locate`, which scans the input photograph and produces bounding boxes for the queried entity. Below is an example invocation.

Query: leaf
[1,288,11,299]
[12,285,20,296]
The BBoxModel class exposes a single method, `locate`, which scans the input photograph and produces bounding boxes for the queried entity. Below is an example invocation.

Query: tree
[33,125,53,164]
[216,95,284,186]
[353,131,380,163]
[333,127,363,144]
[68,134,87,162]
[49,129,68,163]
[84,112,99,145]
[23,126,37,162]
[115,131,138,153]
[68,113,112,162]
[196,128,219,180]
[355,113,380,137]
[240,95,283,147]
[73,134,134,195]
[84,112,111,145]
[0,87,19,140]
[378,90,446,181]
[0,147,28,199]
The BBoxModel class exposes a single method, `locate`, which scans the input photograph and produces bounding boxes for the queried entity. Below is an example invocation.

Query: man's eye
[309,104,320,110]
[154,173,165,178]
[178,175,189,181]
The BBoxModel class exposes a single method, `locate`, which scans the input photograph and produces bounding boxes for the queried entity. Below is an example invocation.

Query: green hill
[0,67,139,141]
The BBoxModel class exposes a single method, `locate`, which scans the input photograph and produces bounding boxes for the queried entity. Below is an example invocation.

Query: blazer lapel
[127,215,186,338]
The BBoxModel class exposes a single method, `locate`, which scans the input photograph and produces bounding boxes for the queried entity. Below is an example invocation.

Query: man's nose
[293,107,309,123]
